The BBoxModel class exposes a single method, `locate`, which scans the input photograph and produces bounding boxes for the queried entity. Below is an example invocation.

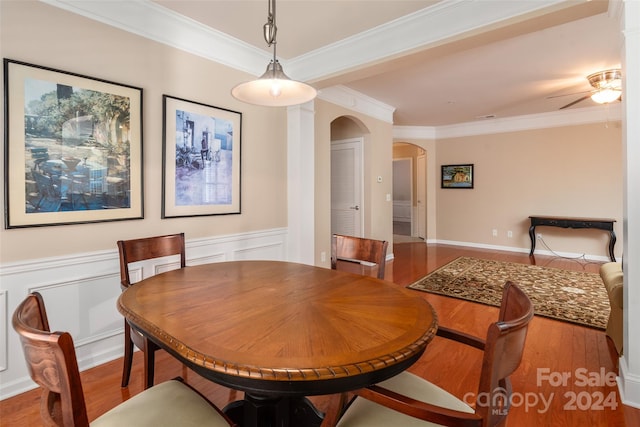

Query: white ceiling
[46,0,622,127]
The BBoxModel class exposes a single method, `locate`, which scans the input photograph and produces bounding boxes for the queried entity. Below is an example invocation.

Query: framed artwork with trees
[3,59,143,228]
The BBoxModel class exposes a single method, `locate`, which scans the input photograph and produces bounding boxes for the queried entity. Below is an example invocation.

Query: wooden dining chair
[333,281,534,427]
[117,233,186,389]
[12,292,236,427]
[331,234,389,279]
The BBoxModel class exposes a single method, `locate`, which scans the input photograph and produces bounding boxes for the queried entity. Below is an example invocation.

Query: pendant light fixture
[231,0,317,107]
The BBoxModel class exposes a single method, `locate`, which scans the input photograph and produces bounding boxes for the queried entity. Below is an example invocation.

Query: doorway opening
[330,116,369,238]
[393,142,426,243]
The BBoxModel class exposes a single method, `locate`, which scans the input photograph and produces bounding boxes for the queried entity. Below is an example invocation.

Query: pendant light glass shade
[232,60,317,107]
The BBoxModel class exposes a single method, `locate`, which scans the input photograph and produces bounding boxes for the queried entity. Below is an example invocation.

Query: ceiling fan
[548,69,622,110]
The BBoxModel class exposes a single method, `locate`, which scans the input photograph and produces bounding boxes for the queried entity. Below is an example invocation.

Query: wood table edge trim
[118,302,438,383]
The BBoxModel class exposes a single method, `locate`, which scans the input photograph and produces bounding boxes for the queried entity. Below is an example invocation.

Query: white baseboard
[618,356,640,409]
[435,239,612,262]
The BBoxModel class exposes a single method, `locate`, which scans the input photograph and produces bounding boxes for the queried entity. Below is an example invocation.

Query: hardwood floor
[2,243,639,426]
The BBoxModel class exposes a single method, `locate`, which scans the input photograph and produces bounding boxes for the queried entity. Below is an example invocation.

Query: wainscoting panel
[30,273,123,349]
[0,290,6,372]
[0,228,287,400]
[233,242,285,260]
[393,200,411,222]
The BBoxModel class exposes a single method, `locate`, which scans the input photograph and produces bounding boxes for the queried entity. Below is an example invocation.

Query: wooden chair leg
[143,340,155,389]
[320,392,349,427]
[181,364,189,381]
[121,321,134,388]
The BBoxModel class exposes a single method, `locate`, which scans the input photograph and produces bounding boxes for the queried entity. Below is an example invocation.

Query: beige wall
[313,102,394,266]
[0,1,624,266]
[436,122,623,258]
[0,1,287,263]
[393,123,622,256]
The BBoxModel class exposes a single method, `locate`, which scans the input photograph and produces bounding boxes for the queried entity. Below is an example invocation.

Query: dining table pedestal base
[223,393,324,427]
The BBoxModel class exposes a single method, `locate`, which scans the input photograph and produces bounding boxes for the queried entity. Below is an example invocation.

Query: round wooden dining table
[117,260,437,427]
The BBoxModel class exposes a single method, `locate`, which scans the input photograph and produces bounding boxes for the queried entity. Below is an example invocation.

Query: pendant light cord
[263,0,278,74]
[231,0,317,106]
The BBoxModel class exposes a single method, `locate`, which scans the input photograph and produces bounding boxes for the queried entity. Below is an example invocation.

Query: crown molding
[312,83,621,137]
[39,0,271,75]
[393,126,437,140]
[436,103,622,138]
[41,0,609,134]
[318,85,396,124]
[40,0,574,82]
[287,0,572,82]
[393,103,622,140]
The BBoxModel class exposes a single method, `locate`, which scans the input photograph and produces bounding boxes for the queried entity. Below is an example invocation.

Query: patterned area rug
[408,257,609,330]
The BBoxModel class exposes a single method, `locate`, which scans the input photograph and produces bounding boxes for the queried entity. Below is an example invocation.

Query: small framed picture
[162,95,241,218]
[441,164,474,189]
[3,59,143,228]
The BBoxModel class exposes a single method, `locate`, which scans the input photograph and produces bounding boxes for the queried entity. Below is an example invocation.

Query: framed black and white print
[3,59,143,228]
[162,95,241,218]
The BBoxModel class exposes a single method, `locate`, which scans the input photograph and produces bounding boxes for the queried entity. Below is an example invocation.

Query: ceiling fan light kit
[587,68,622,104]
[231,0,317,107]
[555,68,622,109]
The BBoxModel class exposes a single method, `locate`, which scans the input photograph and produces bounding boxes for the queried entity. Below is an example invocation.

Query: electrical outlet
[507,230,513,238]
[492,229,498,237]
[321,251,326,262]
[536,233,542,240]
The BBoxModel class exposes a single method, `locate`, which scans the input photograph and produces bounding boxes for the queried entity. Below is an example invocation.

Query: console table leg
[609,230,617,262]
[529,225,536,256]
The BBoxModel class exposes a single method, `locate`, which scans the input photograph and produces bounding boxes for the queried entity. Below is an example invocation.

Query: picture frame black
[161,95,241,218]
[3,59,144,228]
[441,164,474,189]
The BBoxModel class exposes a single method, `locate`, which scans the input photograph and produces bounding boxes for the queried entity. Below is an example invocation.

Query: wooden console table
[528,215,617,261]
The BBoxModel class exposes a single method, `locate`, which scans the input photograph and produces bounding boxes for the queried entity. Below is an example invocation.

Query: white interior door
[417,154,426,239]
[331,138,363,236]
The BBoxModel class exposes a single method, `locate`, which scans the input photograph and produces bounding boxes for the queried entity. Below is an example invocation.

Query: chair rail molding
[0,227,287,400]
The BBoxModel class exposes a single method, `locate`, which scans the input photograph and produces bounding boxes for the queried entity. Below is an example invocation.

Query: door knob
[350,205,360,210]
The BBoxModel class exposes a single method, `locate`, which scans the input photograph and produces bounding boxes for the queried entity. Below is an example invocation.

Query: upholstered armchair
[600,262,623,354]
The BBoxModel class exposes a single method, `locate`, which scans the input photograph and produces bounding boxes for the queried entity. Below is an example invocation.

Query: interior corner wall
[618,0,640,409]
[435,122,623,259]
[0,0,288,264]
[313,100,394,268]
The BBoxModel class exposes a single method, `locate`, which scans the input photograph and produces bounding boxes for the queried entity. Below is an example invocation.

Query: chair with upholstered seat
[331,234,389,279]
[334,281,534,427]
[117,233,186,388]
[12,292,235,427]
